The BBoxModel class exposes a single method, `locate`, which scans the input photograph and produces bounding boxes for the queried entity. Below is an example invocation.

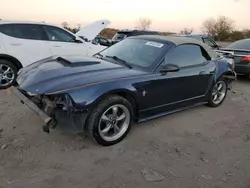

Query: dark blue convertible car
[11,35,236,146]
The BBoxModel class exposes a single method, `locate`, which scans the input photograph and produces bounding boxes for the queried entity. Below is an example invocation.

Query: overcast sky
[0,0,249,32]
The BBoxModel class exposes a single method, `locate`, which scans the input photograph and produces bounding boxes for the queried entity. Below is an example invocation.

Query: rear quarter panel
[215,58,234,80]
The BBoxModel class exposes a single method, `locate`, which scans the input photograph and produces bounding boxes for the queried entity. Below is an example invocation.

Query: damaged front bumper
[10,86,89,134]
[11,86,52,124]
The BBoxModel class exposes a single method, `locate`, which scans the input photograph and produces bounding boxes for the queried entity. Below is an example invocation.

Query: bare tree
[215,16,234,40]
[135,18,152,30]
[77,24,81,30]
[71,24,81,33]
[61,22,69,29]
[243,29,250,38]
[179,28,193,35]
[202,16,234,40]
[202,18,217,37]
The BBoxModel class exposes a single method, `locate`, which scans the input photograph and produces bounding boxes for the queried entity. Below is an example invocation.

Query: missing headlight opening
[28,93,75,133]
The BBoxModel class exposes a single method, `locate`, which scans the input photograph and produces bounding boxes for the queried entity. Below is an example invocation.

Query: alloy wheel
[212,81,227,105]
[98,104,130,142]
[0,64,15,87]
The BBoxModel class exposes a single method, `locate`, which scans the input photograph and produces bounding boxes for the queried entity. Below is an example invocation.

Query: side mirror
[160,64,180,74]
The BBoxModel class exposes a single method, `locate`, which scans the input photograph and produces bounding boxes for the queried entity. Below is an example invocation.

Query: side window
[44,26,76,42]
[203,37,216,47]
[0,24,47,40]
[165,44,211,67]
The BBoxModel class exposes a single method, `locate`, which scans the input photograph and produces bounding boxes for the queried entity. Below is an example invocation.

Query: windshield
[227,39,250,50]
[99,38,166,68]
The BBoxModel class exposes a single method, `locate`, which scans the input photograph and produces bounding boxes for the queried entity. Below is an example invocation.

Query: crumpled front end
[10,86,89,134]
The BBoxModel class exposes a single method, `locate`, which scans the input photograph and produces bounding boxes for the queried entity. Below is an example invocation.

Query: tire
[207,78,228,107]
[0,59,18,89]
[87,95,133,146]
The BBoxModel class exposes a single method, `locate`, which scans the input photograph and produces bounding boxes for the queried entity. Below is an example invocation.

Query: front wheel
[0,59,18,89]
[208,78,228,107]
[87,95,133,146]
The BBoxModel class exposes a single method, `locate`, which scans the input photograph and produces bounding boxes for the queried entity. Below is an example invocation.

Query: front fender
[66,80,137,110]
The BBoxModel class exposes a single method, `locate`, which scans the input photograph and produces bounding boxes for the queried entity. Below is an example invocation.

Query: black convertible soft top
[132,35,219,60]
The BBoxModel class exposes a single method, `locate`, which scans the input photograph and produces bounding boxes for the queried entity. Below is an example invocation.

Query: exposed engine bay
[25,93,78,133]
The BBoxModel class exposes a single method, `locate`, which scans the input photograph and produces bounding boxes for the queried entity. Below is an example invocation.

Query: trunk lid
[218,48,250,65]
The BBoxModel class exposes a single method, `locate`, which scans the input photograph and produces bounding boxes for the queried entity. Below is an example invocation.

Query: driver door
[42,25,88,56]
[138,44,214,118]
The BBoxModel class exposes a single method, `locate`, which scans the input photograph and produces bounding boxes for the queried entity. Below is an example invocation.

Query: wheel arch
[92,89,139,119]
[216,70,236,81]
[81,88,138,132]
[0,54,23,70]
[215,58,236,81]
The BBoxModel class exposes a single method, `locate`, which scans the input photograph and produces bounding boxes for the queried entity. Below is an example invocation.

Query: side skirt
[137,101,208,123]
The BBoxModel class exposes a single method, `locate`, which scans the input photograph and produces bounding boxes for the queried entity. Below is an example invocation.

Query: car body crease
[45,73,158,95]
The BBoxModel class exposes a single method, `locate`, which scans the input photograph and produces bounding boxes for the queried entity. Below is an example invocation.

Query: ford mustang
[10,36,236,146]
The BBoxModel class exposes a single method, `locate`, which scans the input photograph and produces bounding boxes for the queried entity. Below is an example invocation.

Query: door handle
[52,45,61,47]
[199,71,206,75]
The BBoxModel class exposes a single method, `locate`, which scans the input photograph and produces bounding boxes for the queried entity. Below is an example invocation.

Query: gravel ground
[0,77,250,188]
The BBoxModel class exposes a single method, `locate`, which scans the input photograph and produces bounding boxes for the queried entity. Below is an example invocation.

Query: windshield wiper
[93,53,104,59]
[105,55,132,69]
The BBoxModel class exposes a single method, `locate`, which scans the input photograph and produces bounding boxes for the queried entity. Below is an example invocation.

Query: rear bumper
[221,71,237,90]
[235,64,250,75]
[10,86,52,124]
[221,71,237,81]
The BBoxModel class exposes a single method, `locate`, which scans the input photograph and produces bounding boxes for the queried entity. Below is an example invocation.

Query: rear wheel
[208,78,228,107]
[87,95,133,146]
[0,59,18,89]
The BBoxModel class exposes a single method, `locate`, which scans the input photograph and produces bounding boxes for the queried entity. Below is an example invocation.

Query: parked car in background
[111,30,160,44]
[11,36,236,146]
[0,20,110,89]
[217,39,250,76]
[179,34,221,50]
[92,35,111,47]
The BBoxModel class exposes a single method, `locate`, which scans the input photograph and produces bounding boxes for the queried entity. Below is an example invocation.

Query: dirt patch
[1,78,250,188]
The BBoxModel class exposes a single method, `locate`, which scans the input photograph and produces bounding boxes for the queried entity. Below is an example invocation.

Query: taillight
[242,56,250,61]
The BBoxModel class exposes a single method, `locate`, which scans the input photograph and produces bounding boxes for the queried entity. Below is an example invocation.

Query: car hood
[75,19,110,41]
[16,55,146,94]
